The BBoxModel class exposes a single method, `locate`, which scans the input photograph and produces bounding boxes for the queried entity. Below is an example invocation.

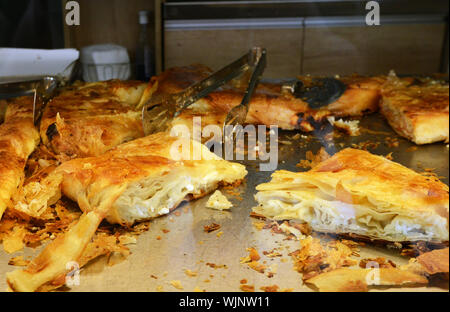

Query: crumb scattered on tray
[206,262,228,269]
[327,116,360,136]
[260,285,279,292]
[184,269,198,277]
[252,220,266,231]
[206,190,233,210]
[296,148,330,170]
[194,286,205,292]
[203,223,221,233]
[170,280,184,290]
[290,236,359,281]
[239,284,255,292]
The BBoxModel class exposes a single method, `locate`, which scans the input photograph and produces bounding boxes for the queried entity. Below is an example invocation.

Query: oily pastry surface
[14,131,247,225]
[8,132,246,291]
[380,74,449,145]
[154,65,384,134]
[253,148,449,242]
[0,97,40,220]
[40,79,155,158]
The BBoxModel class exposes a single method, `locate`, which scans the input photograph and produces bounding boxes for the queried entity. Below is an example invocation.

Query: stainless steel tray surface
[0,114,448,292]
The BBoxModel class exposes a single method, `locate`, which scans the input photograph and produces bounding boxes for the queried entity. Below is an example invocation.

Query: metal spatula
[142,47,267,136]
[0,60,79,126]
[282,77,347,109]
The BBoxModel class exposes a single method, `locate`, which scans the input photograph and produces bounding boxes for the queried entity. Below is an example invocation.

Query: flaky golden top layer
[381,75,449,116]
[57,131,238,189]
[157,65,384,132]
[42,80,148,121]
[39,80,152,157]
[311,148,449,218]
[257,148,449,220]
[0,97,40,219]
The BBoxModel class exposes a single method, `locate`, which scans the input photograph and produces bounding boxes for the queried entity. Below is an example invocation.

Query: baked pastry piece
[253,148,449,243]
[0,96,40,220]
[7,132,246,291]
[38,66,383,158]
[153,65,383,134]
[40,79,155,158]
[380,73,449,144]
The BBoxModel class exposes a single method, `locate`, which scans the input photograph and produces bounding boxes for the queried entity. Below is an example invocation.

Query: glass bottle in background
[135,10,155,81]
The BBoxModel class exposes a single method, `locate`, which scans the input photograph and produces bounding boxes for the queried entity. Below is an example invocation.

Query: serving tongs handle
[0,60,78,126]
[175,53,253,116]
[224,47,266,128]
[142,47,266,135]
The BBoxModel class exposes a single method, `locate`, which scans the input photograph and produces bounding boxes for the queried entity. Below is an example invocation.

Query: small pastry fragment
[206,190,233,210]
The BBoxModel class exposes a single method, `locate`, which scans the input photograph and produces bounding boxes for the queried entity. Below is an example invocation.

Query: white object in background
[0,48,79,80]
[80,44,131,82]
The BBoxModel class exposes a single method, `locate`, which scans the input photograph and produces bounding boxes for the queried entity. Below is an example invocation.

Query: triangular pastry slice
[7,132,246,291]
[254,148,449,242]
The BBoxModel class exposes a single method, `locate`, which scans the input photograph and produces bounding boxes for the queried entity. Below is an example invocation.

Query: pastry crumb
[170,280,184,290]
[240,284,255,292]
[206,190,233,210]
[204,223,221,233]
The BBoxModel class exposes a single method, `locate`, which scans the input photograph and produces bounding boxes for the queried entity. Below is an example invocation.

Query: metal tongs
[142,47,267,136]
[0,61,78,126]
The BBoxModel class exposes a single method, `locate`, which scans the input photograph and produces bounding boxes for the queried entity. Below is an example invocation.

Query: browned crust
[0,97,40,220]
[158,65,384,132]
[305,267,428,292]
[380,76,449,144]
[416,247,449,275]
[6,132,246,291]
[39,80,151,158]
[313,148,449,218]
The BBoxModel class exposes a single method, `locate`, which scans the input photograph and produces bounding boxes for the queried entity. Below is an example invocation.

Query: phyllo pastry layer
[0,97,40,220]
[254,148,449,242]
[8,132,246,291]
[380,74,449,145]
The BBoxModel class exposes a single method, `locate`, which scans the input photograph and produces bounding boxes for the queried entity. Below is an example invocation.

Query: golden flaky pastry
[380,73,449,145]
[39,79,155,158]
[254,148,449,242]
[0,97,40,220]
[153,65,383,136]
[305,267,428,292]
[7,132,246,291]
[306,247,449,292]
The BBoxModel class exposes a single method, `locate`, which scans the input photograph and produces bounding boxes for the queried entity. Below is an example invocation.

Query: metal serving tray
[0,114,448,292]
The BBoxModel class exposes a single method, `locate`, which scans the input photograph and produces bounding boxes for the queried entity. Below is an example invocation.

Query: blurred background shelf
[0,0,448,79]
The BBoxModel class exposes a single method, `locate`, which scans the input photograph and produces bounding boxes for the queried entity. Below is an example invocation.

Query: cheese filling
[254,189,448,242]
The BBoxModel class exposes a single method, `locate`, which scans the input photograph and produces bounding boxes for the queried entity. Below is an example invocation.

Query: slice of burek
[380,73,449,145]
[206,190,233,210]
[7,132,247,292]
[253,148,449,243]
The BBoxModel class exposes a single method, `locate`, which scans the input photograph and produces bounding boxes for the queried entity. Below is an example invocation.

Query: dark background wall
[0,0,63,49]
